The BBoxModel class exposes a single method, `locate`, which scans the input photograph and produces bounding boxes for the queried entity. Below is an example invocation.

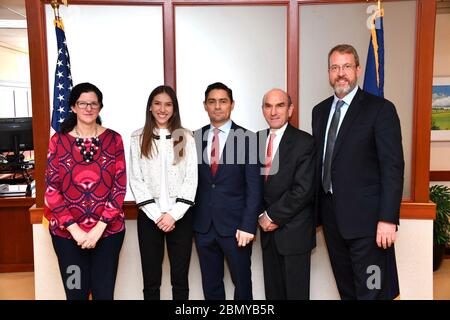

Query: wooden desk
[0,196,35,272]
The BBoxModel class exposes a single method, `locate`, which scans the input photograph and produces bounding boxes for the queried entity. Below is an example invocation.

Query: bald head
[262,88,294,130]
[262,89,292,107]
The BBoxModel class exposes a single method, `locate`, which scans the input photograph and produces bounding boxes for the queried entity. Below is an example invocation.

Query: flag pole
[366,0,382,11]
[51,1,60,20]
[376,0,384,11]
[45,0,72,228]
[50,0,69,20]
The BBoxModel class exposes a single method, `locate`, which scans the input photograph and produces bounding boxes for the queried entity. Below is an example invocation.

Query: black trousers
[261,232,311,300]
[194,225,253,300]
[137,210,193,300]
[51,230,125,300]
[320,192,400,300]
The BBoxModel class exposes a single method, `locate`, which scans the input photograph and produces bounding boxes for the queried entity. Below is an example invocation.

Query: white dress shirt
[206,119,232,164]
[265,122,288,160]
[261,122,288,222]
[156,129,178,214]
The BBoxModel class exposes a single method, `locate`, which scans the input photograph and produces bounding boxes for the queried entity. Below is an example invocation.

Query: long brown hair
[140,85,185,163]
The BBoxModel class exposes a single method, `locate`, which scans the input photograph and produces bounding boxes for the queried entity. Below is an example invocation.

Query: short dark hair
[61,82,103,134]
[204,82,233,102]
[328,44,360,68]
[68,82,103,109]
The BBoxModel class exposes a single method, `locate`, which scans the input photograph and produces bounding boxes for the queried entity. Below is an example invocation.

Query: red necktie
[211,127,220,176]
[264,133,276,181]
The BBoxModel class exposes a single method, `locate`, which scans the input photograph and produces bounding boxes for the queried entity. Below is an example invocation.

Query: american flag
[51,18,73,132]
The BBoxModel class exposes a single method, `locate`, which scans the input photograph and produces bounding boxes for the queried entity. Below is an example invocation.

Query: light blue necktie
[322,100,344,193]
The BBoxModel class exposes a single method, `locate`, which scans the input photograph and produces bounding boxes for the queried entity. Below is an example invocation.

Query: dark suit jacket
[191,122,263,237]
[258,124,316,255]
[311,88,404,239]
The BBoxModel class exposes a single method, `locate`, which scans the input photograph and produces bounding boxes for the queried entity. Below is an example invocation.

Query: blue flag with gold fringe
[364,5,400,300]
[51,17,73,132]
[363,9,384,97]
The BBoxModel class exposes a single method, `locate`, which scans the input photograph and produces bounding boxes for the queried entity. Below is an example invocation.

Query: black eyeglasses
[329,64,356,74]
[76,101,100,110]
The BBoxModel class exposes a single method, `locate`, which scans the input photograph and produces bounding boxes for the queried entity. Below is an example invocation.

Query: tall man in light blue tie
[312,44,404,300]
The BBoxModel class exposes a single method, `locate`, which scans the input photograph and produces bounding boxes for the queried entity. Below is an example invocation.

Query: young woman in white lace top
[129,85,198,300]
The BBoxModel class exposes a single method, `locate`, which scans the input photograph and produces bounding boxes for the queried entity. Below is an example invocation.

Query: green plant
[429,184,450,245]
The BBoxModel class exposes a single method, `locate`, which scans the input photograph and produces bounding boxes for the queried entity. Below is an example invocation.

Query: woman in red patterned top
[44,82,126,300]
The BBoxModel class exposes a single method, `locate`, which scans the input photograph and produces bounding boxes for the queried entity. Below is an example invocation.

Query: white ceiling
[0,0,27,54]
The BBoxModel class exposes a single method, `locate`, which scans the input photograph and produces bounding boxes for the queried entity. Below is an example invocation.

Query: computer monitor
[0,117,34,164]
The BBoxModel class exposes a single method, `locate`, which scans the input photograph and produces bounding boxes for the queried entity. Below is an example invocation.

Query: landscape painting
[431,77,450,141]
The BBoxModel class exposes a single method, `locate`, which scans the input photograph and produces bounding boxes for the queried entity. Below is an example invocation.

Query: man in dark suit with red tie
[311,44,404,300]
[258,88,316,300]
[191,82,262,300]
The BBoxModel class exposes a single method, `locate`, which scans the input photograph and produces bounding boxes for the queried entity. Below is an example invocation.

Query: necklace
[74,126,100,163]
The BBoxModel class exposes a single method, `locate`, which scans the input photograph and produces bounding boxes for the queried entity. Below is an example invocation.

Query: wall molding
[30,200,436,224]
[430,171,450,182]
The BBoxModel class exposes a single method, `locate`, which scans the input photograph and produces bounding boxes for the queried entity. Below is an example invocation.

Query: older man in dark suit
[258,88,316,300]
[311,44,404,300]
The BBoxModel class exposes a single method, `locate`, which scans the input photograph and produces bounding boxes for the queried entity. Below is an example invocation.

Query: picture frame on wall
[431,77,450,141]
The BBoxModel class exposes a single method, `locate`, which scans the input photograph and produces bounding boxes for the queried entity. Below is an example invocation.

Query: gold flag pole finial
[50,1,60,20]
[366,0,383,10]
[51,1,69,20]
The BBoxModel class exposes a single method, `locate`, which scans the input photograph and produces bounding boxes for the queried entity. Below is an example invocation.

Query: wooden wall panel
[411,0,436,202]
[0,198,35,272]
[26,0,51,209]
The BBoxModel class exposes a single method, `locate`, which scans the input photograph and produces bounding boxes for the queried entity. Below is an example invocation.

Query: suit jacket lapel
[197,125,212,179]
[259,128,269,157]
[317,97,334,162]
[259,129,269,182]
[201,125,208,164]
[332,88,364,161]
